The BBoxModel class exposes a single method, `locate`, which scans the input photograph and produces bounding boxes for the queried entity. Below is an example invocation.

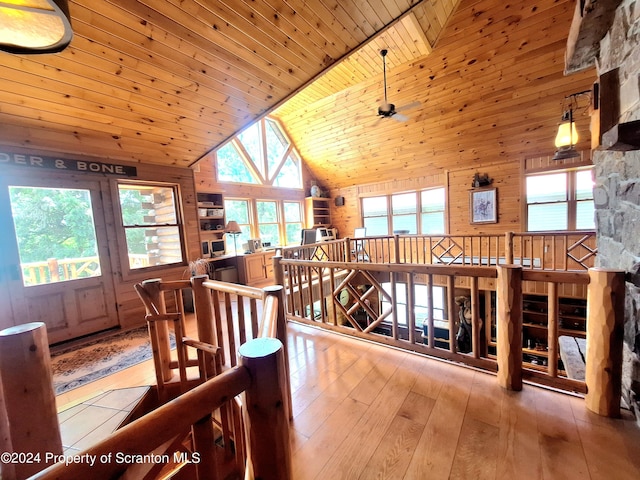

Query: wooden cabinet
[305,197,331,227]
[197,192,225,256]
[237,250,275,286]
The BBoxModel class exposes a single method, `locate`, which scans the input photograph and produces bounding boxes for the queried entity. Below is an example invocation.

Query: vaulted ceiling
[0,0,595,189]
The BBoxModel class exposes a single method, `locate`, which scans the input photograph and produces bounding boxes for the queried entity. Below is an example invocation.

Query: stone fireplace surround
[591,0,640,422]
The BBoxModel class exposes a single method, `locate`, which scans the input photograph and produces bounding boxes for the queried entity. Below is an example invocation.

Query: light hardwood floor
[57,321,640,480]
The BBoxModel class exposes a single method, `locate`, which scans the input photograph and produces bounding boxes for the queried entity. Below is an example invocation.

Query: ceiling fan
[377,49,420,122]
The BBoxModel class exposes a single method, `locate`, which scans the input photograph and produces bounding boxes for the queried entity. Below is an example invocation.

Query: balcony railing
[20,255,150,286]
[282,231,597,271]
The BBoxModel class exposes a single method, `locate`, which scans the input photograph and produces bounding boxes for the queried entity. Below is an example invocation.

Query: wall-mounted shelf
[305,197,331,227]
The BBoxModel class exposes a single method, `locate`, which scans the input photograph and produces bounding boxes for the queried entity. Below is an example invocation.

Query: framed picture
[470,188,498,224]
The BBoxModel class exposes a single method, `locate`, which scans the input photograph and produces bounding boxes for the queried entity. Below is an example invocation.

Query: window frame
[224,197,304,248]
[525,167,595,232]
[114,180,187,279]
[361,187,447,236]
[215,117,303,189]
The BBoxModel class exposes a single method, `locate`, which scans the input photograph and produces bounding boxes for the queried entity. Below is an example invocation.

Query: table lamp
[225,220,242,255]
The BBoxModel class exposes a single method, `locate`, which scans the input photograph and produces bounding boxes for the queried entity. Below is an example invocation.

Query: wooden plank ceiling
[0,0,595,189]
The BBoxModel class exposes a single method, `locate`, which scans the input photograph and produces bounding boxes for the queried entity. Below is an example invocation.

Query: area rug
[50,327,172,395]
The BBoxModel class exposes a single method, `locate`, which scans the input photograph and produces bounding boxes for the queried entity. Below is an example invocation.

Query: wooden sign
[0,151,137,176]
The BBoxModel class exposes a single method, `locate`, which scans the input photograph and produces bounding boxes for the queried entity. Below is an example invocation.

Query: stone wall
[593,0,640,419]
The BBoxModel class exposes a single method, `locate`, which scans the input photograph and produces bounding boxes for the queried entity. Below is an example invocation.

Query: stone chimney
[589,0,640,422]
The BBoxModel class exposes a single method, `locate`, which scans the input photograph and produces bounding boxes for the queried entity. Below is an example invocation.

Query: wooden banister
[31,367,252,480]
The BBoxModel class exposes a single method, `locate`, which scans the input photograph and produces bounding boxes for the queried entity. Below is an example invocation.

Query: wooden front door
[0,176,118,344]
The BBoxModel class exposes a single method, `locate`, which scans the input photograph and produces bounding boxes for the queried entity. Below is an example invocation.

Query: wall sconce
[553,90,591,161]
[225,220,242,255]
[0,0,73,54]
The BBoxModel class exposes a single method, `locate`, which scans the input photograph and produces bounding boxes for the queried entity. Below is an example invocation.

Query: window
[223,199,251,253]
[256,201,279,247]
[362,187,446,236]
[392,193,417,234]
[381,283,445,326]
[362,196,389,235]
[215,117,302,188]
[421,188,446,234]
[118,183,185,269]
[283,201,303,245]
[9,186,101,286]
[526,168,594,231]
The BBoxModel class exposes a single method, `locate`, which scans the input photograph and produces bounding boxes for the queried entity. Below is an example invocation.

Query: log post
[191,275,216,377]
[0,322,62,479]
[141,278,172,382]
[504,232,514,264]
[273,254,284,286]
[263,285,292,421]
[496,265,523,391]
[239,338,292,480]
[585,268,625,417]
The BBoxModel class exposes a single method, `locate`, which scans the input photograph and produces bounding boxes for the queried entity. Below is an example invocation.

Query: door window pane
[9,186,100,286]
[118,184,184,269]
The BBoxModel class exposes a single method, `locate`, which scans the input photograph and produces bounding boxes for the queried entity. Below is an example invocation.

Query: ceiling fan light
[0,0,73,54]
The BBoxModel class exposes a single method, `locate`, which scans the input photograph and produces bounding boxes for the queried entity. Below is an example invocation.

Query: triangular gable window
[216,142,259,184]
[215,117,301,188]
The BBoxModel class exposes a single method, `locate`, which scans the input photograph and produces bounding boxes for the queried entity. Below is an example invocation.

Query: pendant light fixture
[0,0,73,54]
[552,90,591,161]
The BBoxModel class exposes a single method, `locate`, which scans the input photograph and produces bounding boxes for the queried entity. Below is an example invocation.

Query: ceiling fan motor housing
[378,103,395,116]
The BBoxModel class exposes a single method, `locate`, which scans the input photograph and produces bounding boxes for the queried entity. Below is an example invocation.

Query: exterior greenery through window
[8,186,100,286]
[117,183,184,269]
[362,188,446,235]
[526,168,595,231]
[224,198,303,249]
[216,117,302,188]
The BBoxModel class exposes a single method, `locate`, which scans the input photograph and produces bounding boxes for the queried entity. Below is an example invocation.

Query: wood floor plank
[292,396,369,479]
[449,416,500,480]
[403,367,474,479]
[496,388,543,479]
[315,365,417,480]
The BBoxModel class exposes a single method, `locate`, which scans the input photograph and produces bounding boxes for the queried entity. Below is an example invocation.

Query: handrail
[31,279,292,480]
[275,252,623,409]
[281,231,597,271]
[30,367,252,480]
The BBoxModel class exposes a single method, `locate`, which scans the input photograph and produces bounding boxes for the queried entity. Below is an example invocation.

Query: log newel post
[585,268,625,417]
[263,285,292,421]
[496,265,523,391]
[505,231,514,265]
[393,234,401,263]
[142,278,172,382]
[239,338,292,480]
[191,274,216,376]
[0,322,62,480]
[273,254,285,286]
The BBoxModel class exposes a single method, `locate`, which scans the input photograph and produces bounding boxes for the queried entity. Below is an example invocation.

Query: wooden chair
[134,281,220,401]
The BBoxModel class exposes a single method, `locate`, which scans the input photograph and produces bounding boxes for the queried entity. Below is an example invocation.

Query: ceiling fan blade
[392,113,409,122]
[396,101,421,113]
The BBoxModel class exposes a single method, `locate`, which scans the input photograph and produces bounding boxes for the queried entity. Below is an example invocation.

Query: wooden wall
[0,146,200,334]
[329,152,593,239]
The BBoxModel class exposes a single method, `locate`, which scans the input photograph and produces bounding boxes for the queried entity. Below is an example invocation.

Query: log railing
[281,231,597,271]
[31,281,292,480]
[276,255,625,416]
